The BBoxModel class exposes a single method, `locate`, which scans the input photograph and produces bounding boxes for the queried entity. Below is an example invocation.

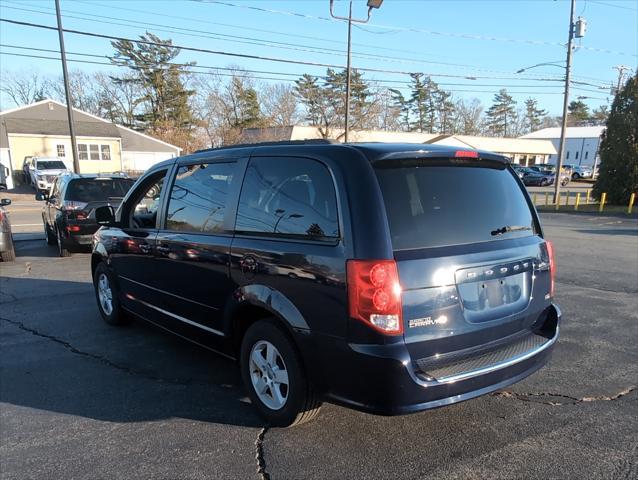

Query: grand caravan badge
[408,315,448,328]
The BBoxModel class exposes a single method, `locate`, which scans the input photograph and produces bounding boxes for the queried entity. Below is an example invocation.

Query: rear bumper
[307,304,560,416]
[60,225,98,250]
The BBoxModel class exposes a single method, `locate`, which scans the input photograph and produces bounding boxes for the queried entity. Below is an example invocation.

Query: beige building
[241,126,556,165]
[1,99,181,189]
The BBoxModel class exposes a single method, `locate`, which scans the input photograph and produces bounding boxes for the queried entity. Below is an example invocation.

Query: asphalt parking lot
[1,203,636,479]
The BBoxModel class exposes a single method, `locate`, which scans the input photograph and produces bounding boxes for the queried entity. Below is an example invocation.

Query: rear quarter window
[375,165,536,250]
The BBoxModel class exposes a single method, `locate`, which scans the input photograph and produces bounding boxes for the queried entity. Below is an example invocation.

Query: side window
[50,178,61,199]
[165,162,235,233]
[125,170,167,229]
[78,144,88,161]
[236,157,339,239]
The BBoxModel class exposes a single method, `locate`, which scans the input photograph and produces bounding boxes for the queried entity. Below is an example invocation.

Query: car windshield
[375,163,536,250]
[35,160,66,170]
[65,178,135,202]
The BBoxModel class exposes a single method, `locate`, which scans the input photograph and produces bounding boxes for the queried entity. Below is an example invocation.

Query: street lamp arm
[329,0,372,23]
[515,61,566,74]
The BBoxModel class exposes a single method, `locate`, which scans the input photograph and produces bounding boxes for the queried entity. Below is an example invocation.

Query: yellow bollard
[599,192,607,212]
[555,192,560,210]
[565,190,570,206]
[629,193,636,214]
[575,192,581,211]
[586,189,591,204]
[533,193,538,205]
[545,191,549,206]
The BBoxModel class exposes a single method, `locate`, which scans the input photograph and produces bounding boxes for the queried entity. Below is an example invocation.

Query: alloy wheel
[249,340,289,410]
[97,273,114,316]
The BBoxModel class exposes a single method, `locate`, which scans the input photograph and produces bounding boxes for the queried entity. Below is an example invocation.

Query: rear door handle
[156,245,171,256]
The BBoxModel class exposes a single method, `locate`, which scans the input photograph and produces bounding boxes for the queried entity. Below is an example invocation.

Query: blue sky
[1,0,636,115]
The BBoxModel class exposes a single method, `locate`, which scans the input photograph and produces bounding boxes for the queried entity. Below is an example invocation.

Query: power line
[589,0,638,11]
[196,0,637,57]
[4,17,600,84]
[0,2,582,81]
[62,0,615,84]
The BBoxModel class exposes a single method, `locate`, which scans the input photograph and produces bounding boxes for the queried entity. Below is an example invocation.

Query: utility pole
[613,65,631,93]
[55,0,80,174]
[329,1,383,143]
[553,0,577,205]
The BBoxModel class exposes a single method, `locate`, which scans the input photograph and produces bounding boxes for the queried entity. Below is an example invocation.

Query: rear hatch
[374,152,555,380]
[64,177,135,222]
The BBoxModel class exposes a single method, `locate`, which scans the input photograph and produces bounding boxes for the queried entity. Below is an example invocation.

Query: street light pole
[55,0,80,174]
[344,1,353,143]
[553,0,576,205]
[329,0,383,143]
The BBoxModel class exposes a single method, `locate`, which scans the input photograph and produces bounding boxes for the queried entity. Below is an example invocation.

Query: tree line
[0,32,610,153]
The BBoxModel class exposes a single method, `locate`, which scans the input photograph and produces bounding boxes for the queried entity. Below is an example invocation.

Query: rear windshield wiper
[491,225,532,236]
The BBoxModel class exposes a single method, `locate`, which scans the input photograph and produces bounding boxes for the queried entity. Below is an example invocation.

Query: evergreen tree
[567,100,590,125]
[485,89,517,137]
[523,98,547,133]
[294,74,324,126]
[592,74,638,204]
[110,32,195,131]
[389,89,411,131]
[408,73,433,132]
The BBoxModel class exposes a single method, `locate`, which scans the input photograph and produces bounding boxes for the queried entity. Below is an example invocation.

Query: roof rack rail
[194,139,339,154]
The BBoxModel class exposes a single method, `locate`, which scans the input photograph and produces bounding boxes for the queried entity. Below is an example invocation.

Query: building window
[575,151,579,160]
[585,151,589,159]
[56,144,65,157]
[101,145,111,161]
[89,144,100,160]
[78,144,88,160]
[566,151,570,159]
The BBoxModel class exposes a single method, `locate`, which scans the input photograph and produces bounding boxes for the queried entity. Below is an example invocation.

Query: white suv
[28,158,70,192]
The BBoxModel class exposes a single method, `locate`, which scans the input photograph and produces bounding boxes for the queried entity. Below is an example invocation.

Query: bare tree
[94,72,143,128]
[0,70,49,107]
[261,83,300,126]
[46,70,101,115]
[454,98,484,135]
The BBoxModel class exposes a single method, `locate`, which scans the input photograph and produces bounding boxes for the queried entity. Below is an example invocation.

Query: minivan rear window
[375,165,535,250]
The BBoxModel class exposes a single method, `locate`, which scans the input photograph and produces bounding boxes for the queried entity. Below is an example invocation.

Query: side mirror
[0,198,11,207]
[35,191,47,201]
[96,205,117,227]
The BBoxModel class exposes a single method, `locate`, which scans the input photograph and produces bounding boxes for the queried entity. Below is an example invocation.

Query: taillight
[546,240,556,297]
[66,225,81,232]
[346,259,403,335]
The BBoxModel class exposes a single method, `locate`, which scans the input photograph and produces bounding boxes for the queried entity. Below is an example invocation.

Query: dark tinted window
[36,160,66,170]
[236,157,339,239]
[375,165,535,250]
[166,163,234,233]
[65,178,135,202]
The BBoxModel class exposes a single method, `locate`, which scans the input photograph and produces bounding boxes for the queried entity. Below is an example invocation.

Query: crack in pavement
[491,386,637,406]
[0,316,201,387]
[555,280,638,295]
[255,427,271,480]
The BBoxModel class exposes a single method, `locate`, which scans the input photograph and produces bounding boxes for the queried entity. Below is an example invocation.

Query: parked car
[28,158,71,193]
[564,164,593,180]
[38,173,135,257]
[511,164,526,179]
[521,168,556,186]
[0,198,15,262]
[91,141,560,427]
[0,164,10,190]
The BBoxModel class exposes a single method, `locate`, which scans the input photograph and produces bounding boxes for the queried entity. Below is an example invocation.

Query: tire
[240,319,322,427]
[572,173,580,180]
[1,245,15,262]
[93,262,130,326]
[56,228,71,257]
[44,220,56,245]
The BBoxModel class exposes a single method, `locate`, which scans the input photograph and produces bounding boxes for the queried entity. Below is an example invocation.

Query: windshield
[36,160,67,170]
[65,178,135,202]
[375,165,536,250]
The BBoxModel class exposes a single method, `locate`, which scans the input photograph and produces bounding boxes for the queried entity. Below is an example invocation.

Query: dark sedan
[521,168,555,186]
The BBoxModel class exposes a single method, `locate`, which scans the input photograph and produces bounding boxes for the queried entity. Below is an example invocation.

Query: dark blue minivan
[91,141,560,427]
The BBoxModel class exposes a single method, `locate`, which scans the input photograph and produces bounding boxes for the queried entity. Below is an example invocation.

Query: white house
[520,126,605,167]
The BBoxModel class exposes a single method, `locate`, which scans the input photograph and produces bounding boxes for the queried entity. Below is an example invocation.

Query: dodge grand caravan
[91,141,560,427]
